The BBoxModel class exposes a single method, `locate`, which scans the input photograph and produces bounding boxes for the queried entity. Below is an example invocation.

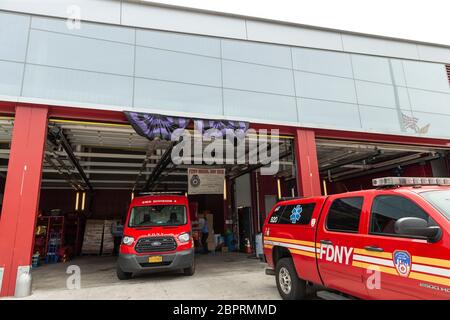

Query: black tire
[116,266,132,280]
[275,257,306,300]
[183,260,195,276]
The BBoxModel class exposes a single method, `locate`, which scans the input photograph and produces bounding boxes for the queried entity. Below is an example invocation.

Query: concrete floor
[12,253,281,300]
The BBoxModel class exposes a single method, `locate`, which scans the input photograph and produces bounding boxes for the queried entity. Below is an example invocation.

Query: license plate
[148,256,163,263]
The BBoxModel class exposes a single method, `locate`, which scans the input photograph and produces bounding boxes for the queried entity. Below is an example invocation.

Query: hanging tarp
[124,112,189,140]
[125,111,249,141]
[194,119,249,139]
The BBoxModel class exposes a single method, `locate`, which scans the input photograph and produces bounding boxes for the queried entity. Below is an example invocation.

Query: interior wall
[256,174,294,222]
[39,189,131,220]
[431,157,450,177]
[188,194,224,234]
[235,173,252,208]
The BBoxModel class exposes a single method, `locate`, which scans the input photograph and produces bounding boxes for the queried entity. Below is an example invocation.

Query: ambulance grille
[135,236,177,253]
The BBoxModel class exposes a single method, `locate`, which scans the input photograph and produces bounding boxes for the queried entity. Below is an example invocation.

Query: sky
[142,0,450,46]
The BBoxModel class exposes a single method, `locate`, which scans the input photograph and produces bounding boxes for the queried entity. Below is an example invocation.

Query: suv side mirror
[395,217,442,242]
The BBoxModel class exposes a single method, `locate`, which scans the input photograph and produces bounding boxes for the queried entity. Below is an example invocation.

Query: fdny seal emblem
[393,250,412,277]
[290,205,303,224]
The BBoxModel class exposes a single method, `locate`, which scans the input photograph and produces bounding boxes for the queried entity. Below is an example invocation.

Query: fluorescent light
[223,179,227,200]
[81,192,86,211]
[75,192,79,211]
[322,180,328,196]
[277,178,282,199]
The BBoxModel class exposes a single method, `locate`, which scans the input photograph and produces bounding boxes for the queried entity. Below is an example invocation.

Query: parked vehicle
[263,177,450,300]
[117,193,195,279]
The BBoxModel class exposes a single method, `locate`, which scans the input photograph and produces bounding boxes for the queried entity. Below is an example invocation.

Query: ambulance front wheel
[183,258,195,276]
[275,258,306,300]
[116,265,132,280]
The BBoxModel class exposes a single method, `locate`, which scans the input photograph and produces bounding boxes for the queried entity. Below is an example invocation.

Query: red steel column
[294,128,321,197]
[0,106,48,297]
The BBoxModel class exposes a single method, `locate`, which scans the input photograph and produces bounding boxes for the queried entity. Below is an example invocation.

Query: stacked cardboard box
[81,220,104,255]
[81,219,119,255]
[101,220,117,256]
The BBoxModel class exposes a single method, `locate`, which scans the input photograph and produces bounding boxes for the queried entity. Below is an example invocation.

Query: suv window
[326,197,364,233]
[269,203,316,225]
[370,195,436,237]
[268,205,284,224]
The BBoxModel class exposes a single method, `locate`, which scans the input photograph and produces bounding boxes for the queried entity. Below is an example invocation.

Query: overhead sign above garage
[188,168,225,195]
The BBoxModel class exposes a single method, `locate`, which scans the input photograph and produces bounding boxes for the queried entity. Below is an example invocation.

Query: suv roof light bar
[373,177,450,187]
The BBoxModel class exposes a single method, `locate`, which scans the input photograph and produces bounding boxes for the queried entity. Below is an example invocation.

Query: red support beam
[0,106,48,297]
[295,128,321,197]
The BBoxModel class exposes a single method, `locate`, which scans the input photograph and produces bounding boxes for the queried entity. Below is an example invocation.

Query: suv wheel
[275,258,306,300]
[116,266,132,280]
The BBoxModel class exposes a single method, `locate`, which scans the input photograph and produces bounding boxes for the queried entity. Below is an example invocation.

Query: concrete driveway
[13,253,281,300]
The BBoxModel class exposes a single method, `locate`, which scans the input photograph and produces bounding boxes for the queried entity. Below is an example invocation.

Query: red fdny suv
[263,177,450,300]
[117,193,195,279]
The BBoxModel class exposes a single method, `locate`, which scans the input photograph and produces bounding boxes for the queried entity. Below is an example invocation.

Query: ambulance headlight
[122,236,134,246]
[178,232,190,243]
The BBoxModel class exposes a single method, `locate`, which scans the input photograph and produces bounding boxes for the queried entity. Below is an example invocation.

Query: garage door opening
[317,139,450,194]
[31,117,293,290]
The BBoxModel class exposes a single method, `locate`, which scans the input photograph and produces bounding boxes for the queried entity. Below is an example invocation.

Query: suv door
[265,200,323,283]
[316,195,369,299]
[360,192,450,299]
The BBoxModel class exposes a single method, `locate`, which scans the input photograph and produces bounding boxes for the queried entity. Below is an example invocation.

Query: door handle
[364,246,384,252]
[320,240,333,245]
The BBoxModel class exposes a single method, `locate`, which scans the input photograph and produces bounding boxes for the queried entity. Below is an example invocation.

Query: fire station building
[0,1,450,297]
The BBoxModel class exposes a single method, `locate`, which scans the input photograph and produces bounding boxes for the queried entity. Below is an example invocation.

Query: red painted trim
[0,102,16,116]
[315,128,450,148]
[249,123,295,136]
[295,128,321,197]
[48,106,128,124]
[3,100,450,149]
[0,106,48,297]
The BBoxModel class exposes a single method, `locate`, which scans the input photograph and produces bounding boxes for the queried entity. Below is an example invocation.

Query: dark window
[128,205,187,227]
[268,203,316,225]
[326,197,363,233]
[370,195,436,236]
[268,205,284,224]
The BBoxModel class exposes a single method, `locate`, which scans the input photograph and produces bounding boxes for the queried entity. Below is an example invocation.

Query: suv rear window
[268,203,316,225]
[326,197,363,233]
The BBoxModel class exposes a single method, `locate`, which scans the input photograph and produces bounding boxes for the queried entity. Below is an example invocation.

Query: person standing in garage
[198,212,210,254]
[111,220,124,256]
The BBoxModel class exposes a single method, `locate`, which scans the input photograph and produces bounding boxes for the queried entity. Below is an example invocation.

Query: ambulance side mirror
[395,217,442,243]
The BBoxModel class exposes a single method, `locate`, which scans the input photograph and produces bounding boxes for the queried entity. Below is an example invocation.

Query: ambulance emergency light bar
[373,177,450,187]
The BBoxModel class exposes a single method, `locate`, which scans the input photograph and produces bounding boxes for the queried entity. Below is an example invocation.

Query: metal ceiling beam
[47,126,93,192]
[142,144,174,192]
[331,153,440,182]
[319,150,382,173]
[44,154,82,190]
[40,168,187,175]
[316,139,444,153]
[229,150,292,180]
[46,150,147,159]
[78,161,155,168]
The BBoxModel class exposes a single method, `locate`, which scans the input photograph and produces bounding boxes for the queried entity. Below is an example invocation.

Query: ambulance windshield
[422,190,450,221]
[129,205,187,227]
